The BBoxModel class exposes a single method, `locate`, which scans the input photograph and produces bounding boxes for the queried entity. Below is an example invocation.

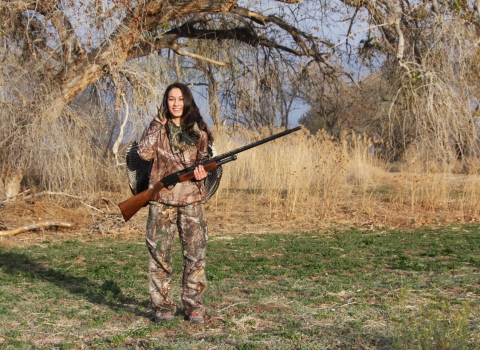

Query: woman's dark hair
[160,82,214,144]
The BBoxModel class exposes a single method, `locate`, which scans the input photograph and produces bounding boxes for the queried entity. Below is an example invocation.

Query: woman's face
[167,88,184,121]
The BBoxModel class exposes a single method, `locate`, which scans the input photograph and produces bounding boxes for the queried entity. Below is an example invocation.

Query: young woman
[137,82,213,324]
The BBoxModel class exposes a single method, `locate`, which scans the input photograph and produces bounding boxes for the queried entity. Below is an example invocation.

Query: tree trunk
[2,169,24,200]
[206,71,221,126]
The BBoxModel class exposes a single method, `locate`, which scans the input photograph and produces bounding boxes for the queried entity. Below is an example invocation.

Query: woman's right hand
[155,116,167,125]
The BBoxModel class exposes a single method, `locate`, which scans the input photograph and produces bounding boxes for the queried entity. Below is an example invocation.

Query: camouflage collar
[168,120,199,154]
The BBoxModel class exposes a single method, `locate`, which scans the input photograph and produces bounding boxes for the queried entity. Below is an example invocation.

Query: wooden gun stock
[118,161,220,222]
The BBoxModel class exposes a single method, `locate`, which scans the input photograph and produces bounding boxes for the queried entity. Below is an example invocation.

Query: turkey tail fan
[203,144,223,203]
[125,141,152,196]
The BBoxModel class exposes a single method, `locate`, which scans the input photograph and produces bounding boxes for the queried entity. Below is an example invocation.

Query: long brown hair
[160,82,214,144]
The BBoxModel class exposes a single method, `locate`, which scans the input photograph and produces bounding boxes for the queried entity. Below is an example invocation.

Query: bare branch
[231,6,333,61]
[0,220,73,237]
[128,19,327,66]
[394,17,405,61]
[172,46,228,66]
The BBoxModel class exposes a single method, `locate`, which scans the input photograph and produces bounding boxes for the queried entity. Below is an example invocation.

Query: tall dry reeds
[207,126,480,229]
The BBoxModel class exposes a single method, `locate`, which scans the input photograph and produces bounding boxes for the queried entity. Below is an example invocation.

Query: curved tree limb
[127,8,333,65]
[230,6,334,60]
[0,220,73,237]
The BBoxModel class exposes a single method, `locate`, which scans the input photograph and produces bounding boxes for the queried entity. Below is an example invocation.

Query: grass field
[0,225,479,349]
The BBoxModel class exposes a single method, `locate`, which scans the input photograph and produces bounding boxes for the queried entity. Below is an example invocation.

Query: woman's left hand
[193,165,208,181]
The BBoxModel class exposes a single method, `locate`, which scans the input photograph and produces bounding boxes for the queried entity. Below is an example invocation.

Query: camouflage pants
[145,202,208,316]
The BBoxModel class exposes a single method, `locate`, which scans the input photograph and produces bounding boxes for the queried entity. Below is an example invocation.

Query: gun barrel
[216,154,237,166]
[207,126,301,164]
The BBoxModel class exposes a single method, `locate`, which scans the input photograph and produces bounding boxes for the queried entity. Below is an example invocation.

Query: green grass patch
[0,225,479,348]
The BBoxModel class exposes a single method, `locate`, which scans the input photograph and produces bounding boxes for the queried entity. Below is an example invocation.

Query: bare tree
[306,0,480,165]
[298,69,356,139]
[211,42,310,130]
[0,0,335,198]
[1,1,332,108]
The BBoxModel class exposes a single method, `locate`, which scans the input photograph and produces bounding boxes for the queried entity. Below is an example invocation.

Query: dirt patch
[0,192,137,247]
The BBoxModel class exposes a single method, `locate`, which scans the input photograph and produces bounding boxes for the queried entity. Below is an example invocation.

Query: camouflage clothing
[138,118,210,317]
[146,202,208,316]
[137,119,209,206]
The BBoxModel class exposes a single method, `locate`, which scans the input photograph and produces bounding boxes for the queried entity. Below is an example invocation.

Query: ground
[1,178,478,247]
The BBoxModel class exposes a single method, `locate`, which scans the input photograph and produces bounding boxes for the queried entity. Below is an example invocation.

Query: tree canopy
[1,0,334,105]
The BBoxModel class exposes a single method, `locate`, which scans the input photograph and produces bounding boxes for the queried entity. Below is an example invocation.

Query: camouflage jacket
[137,119,209,206]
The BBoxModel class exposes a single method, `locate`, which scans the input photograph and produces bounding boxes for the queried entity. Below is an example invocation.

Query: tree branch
[231,6,333,62]
[0,220,73,237]
[128,13,331,64]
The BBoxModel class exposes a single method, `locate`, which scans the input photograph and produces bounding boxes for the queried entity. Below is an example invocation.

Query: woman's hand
[154,116,167,125]
[193,165,207,181]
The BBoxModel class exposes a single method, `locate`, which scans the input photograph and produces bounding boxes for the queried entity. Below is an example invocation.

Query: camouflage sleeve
[137,119,163,161]
[196,131,209,163]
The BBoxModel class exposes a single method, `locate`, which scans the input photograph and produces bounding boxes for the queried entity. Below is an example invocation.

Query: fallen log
[0,220,74,237]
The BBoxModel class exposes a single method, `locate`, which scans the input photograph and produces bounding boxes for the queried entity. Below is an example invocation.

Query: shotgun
[118,126,301,221]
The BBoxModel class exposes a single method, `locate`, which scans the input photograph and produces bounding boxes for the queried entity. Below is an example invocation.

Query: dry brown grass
[1,126,479,247]
[208,127,480,231]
